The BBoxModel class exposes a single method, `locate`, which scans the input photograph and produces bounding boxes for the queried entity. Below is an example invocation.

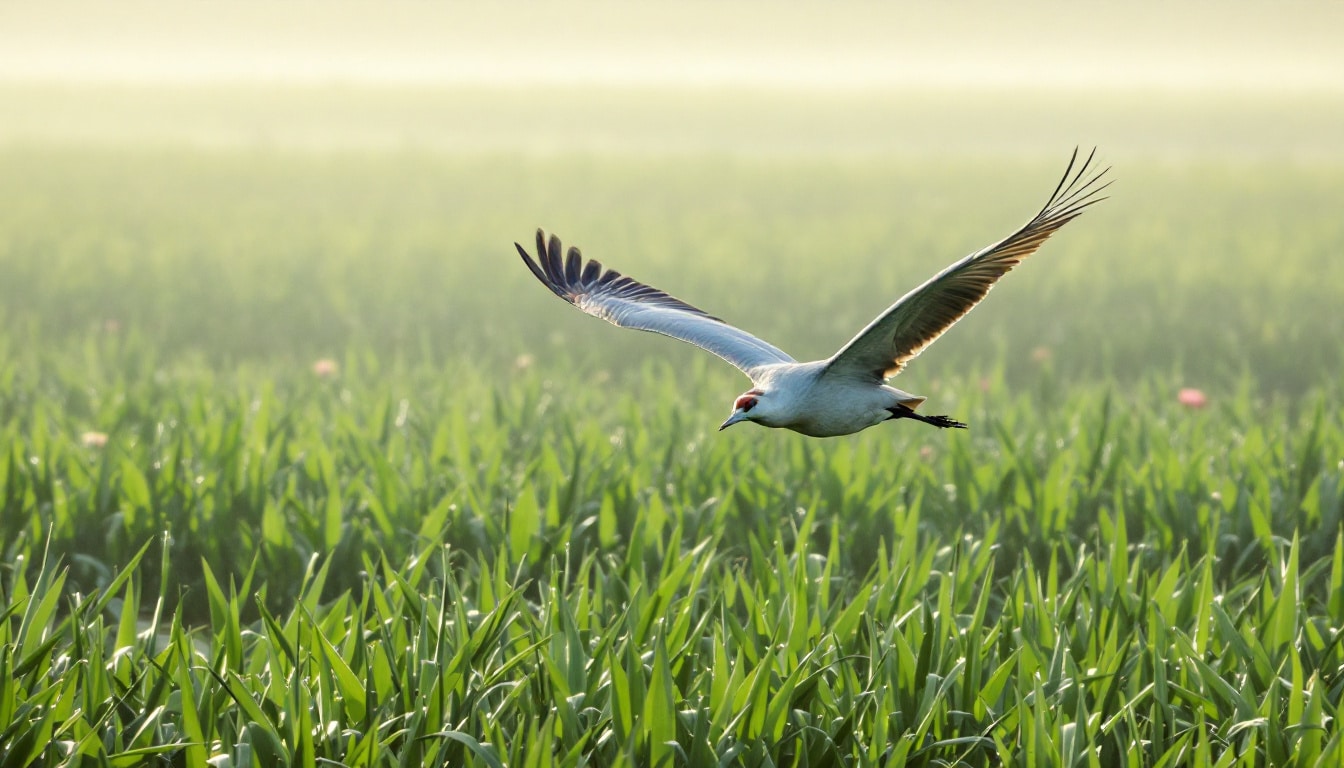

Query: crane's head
[719,388,767,431]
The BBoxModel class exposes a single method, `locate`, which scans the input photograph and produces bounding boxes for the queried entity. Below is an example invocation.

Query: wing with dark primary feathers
[823,148,1110,382]
[515,230,796,379]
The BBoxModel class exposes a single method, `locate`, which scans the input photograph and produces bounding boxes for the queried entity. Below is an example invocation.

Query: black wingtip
[513,227,726,323]
[518,228,571,301]
[544,233,564,280]
[564,246,583,284]
[1035,147,1111,223]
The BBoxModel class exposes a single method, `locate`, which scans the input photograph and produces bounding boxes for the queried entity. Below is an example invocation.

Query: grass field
[2,83,1344,765]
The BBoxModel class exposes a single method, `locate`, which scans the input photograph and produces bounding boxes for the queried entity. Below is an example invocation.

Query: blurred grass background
[2,115,1341,395]
[3,1,1340,389]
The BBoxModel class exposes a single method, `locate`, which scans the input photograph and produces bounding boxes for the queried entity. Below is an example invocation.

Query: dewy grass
[3,470,1343,765]
[1,133,1343,764]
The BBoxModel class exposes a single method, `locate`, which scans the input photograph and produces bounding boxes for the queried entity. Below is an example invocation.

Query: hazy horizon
[3,2,1341,91]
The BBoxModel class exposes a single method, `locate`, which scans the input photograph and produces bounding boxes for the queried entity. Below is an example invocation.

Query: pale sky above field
[1,1,1341,91]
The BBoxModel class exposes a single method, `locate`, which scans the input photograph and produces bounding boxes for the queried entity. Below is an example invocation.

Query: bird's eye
[734,395,757,412]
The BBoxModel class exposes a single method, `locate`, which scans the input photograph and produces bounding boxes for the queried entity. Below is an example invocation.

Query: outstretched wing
[516,229,796,379]
[824,148,1110,382]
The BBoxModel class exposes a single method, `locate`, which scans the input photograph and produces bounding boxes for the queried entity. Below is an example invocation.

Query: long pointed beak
[719,410,748,431]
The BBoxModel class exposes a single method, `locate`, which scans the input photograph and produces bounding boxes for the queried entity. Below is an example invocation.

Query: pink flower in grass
[312,358,339,378]
[1178,388,1207,409]
[80,431,109,448]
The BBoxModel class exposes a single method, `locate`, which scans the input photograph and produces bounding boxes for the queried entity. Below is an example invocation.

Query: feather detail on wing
[824,147,1111,382]
[516,229,796,379]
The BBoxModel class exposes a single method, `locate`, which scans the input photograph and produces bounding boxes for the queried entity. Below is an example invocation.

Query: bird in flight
[516,149,1109,437]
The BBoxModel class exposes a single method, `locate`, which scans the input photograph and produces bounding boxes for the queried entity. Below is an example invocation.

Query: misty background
[2,2,1341,152]
[1,1,1341,396]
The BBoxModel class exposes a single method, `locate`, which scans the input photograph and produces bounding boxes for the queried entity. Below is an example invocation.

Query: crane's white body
[516,150,1108,438]
[732,362,924,437]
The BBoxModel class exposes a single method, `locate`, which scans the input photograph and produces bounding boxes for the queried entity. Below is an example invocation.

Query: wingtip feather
[518,233,569,300]
[544,233,564,282]
[1037,147,1111,225]
[565,246,583,284]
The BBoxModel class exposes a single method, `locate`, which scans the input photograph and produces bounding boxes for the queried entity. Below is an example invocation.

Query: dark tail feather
[887,404,967,430]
